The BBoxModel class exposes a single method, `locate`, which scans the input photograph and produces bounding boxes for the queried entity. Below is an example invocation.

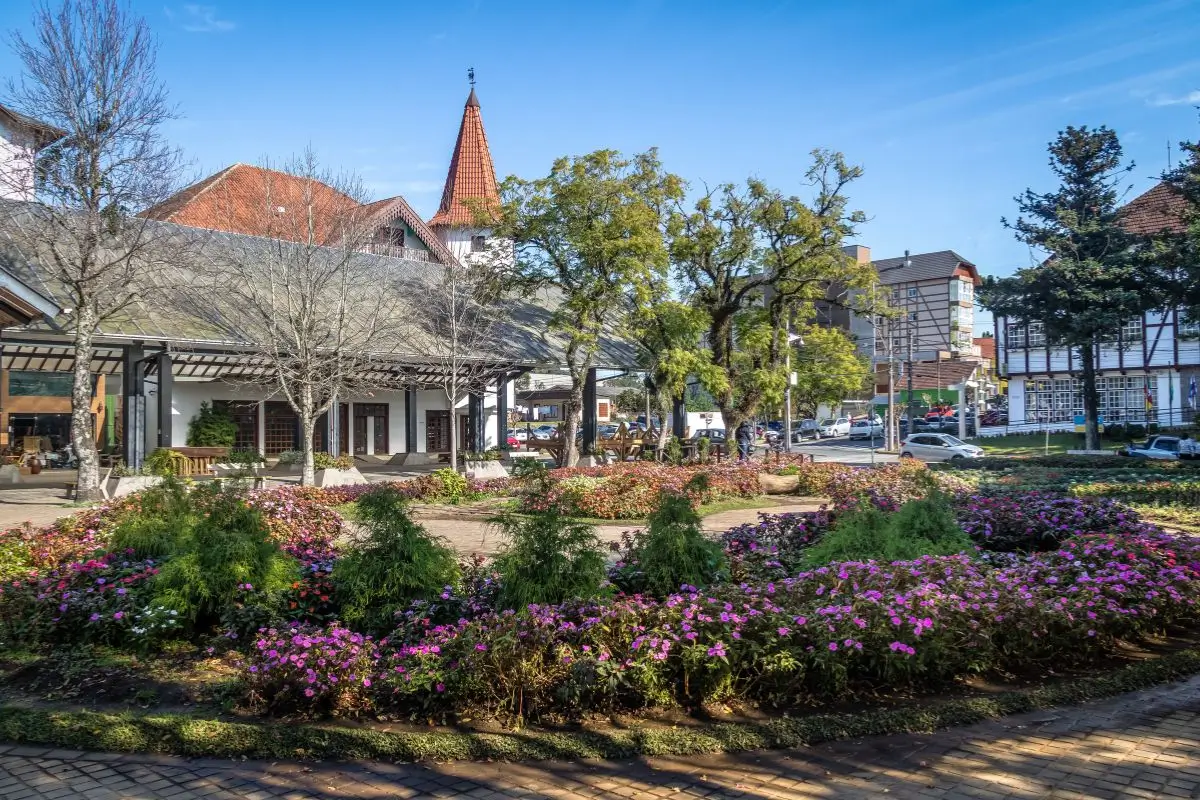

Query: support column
[155,352,172,449]
[405,389,418,453]
[496,377,510,450]
[122,345,145,469]
[328,397,340,456]
[468,391,483,452]
[672,395,687,440]
[582,367,598,455]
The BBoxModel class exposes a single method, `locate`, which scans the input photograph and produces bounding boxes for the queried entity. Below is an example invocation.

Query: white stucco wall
[0,117,37,202]
[143,378,516,457]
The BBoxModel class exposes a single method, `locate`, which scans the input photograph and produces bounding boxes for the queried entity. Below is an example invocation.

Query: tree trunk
[655,392,671,461]
[1079,340,1101,451]
[300,393,316,486]
[71,309,101,501]
[449,393,460,475]
[560,381,582,467]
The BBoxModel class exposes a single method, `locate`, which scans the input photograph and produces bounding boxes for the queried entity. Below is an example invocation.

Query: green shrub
[224,448,264,476]
[186,401,238,447]
[333,487,460,635]
[664,436,683,465]
[150,485,298,630]
[313,452,353,471]
[695,436,711,464]
[144,449,189,477]
[612,480,726,597]
[429,468,470,502]
[493,513,608,610]
[802,493,972,567]
[109,478,196,558]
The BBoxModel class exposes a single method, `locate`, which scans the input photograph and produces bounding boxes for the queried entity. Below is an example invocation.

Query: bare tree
[180,151,403,485]
[414,259,506,472]
[0,0,185,500]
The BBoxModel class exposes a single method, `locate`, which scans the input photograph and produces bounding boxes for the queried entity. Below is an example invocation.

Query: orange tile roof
[428,88,500,229]
[973,336,995,361]
[143,164,453,262]
[1120,181,1188,236]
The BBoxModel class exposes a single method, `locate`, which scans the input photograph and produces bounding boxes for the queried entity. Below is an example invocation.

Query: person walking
[735,420,754,462]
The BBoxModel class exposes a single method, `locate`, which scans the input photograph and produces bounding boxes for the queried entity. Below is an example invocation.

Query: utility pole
[906,327,916,436]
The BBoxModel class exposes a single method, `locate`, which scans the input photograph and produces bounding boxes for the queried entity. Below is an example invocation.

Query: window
[1023,375,1155,424]
[1121,318,1143,343]
[891,289,900,300]
[907,312,919,323]
[1027,322,1046,347]
[6,371,76,396]
[892,337,902,352]
[907,287,919,298]
[1181,317,1200,338]
[470,235,487,252]
[1006,323,1026,348]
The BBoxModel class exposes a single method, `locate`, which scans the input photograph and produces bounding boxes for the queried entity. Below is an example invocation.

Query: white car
[847,419,884,440]
[900,433,984,462]
[531,425,558,439]
[818,417,851,438]
[1123,436,1181,460]
[509,429,529,442]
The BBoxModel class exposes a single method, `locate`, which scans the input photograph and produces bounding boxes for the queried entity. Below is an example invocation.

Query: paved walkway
[1,673,1197,798]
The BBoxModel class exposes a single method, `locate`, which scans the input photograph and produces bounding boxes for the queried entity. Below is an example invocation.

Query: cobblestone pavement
[1,674,1198,799]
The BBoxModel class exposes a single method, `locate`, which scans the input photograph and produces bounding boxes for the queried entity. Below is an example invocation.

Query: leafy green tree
[629,299,726,456]
[790,323,870,419]
[1156,138,1200,321]
[495,150,682,465]
[980,126,1155,449]
[669,151,870,432]
[613,387,647,415]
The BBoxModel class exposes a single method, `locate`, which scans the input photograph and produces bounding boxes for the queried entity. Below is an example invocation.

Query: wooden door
[426,410,450,452]
[353,416,367,455]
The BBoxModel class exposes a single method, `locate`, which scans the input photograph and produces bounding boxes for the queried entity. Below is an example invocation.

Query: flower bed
[521,462,761,519]
[954,492,1154,553]
[240,527,1200,718]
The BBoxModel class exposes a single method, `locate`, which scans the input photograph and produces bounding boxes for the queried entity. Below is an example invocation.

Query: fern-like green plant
[802,492,973,567]
[332,487,461,635]
[493,512,608,610]
[150,486,297,629]
[108,478,196,558]
[617,478,726,597]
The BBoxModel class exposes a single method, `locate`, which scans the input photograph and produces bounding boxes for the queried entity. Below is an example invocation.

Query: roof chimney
[841,244,871,264]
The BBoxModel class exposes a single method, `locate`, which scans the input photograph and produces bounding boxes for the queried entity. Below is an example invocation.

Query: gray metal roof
[0,200,638,372]
[872,250,979,285]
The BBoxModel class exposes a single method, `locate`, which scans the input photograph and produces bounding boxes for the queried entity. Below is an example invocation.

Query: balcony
[359,242,435,262]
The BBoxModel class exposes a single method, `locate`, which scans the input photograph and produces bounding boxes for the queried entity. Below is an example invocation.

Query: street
[785,435,898,465]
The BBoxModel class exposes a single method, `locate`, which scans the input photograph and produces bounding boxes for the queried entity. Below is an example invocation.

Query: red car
[507,435,521,448]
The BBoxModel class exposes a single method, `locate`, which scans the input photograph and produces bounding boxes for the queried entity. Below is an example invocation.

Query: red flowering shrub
[521,462,760,519]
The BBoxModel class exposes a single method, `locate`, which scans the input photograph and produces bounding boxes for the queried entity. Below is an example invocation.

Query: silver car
[900,433,984,462]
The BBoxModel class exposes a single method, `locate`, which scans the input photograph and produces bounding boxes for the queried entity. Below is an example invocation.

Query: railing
[359,243,434,262]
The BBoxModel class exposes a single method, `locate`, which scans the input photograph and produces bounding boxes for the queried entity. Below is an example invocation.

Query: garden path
[418,500,825,556]
[1,671,1197,798]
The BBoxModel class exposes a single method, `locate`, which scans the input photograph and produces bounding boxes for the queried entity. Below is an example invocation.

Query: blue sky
[3,0,1200,333]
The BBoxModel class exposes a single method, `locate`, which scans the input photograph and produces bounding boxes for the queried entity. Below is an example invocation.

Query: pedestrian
[1180,432,1199,460]
[736,420,754,461]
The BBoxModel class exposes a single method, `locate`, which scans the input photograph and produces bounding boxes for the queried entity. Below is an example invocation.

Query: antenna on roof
[1168,139,1173,171]
[468,67,475,88]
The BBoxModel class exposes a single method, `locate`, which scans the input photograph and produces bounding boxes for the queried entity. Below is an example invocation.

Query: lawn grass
[0,647,1197,763]
[976,432,1123,457]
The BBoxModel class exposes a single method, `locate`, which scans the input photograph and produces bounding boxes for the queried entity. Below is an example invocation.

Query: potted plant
[312,451,367,487]
[462,449,509,480]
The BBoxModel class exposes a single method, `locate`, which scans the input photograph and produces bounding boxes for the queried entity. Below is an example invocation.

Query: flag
[1145,383,1154,411]
[1190,375,1198,410]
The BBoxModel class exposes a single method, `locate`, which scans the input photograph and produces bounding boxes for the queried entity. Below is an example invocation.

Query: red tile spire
[428,85,500,228]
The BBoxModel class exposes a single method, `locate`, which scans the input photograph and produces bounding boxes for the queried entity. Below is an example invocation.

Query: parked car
[531,424,558,439]
[692,428,727,444]
[1123,436,1181,460]
[848,419,884,440]
[818,417,851,438]
[792,419,821,442]
[899,417,933,436]
[900,433,985,462]
[506,434,520,448]
[597,424,619,437]
[509,428,529,442]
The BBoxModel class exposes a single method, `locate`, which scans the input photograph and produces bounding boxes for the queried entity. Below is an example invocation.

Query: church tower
[428,72,504,266]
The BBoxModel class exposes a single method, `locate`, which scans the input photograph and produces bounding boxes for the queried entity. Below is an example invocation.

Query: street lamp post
[784,329,803,453]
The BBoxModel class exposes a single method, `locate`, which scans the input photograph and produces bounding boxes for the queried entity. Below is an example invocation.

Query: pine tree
[980,126,1155,450]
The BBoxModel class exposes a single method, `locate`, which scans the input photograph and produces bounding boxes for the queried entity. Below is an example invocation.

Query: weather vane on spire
[468,67,475,87]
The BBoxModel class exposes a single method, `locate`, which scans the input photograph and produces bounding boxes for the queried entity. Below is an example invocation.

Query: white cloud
[164,5,236,33]
[1148,89,1200,107]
